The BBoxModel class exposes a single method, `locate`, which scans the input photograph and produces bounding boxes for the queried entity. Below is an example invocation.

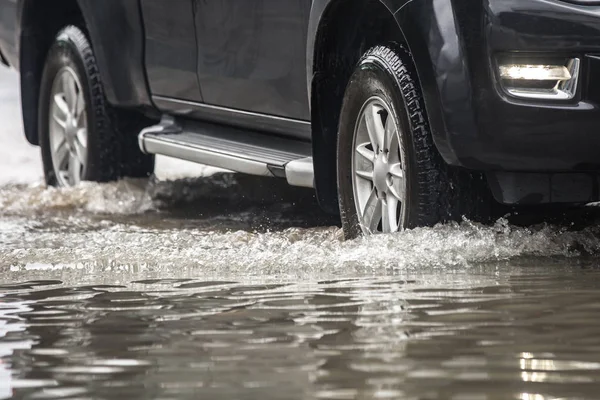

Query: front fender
[393,0,479,165]
[76,0,151,108]
[307,0,479,166]
[306,0,406,99]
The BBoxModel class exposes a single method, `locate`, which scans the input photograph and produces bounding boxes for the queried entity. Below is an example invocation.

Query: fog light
[498,58,580,100]
[499,64,571,81]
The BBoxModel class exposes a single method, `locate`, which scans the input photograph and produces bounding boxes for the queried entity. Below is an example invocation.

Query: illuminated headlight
[499,64,572,81]
[497,58,580,101]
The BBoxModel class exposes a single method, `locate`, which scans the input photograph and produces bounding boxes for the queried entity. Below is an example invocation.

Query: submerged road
[2,67,600,399]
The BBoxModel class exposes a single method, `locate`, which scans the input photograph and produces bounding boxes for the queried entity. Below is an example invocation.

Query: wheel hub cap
[49,66,88,187]
[351,97,407,235]
[65,116,78,147]
[373,151,390,195]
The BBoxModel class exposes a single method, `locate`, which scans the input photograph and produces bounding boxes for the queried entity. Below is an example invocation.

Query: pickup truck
[1,0,599,238]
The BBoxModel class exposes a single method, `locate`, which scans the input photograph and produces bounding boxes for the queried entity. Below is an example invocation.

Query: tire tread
[39,25,154,186]
[338,44,492,239]
[365,45,492,226]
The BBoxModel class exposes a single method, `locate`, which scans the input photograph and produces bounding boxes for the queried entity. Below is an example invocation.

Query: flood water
[2,174,600,400]
[4,68,600,400]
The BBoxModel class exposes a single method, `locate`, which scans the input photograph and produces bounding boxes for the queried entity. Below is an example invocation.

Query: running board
[138,116,315,188]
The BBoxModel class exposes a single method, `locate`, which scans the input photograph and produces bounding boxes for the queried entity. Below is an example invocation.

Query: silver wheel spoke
[74,138,86,165]
[68,154,82,184]
[52,112,67,131]
[389,163,403,179]
[59,171,70,183]
[388,163,405,200]
[75,90,85,122]
[364,103,385,151]
[382,199,392,233]
[54,94,70,119]
[384,118,397,152]
[63,73,78,114]
[356,170,374,181]
[76,128,88,149]
[55,140,70,170]
[355,143,375,164]
[382,197,399,233]
[355,143,375,181]
[361,188,382,233]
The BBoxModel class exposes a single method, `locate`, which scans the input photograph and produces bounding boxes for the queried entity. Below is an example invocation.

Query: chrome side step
[139,116,315,188]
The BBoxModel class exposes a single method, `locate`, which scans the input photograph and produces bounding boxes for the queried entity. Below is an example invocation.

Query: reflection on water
[2,175,600,398]
[2,271,600,399]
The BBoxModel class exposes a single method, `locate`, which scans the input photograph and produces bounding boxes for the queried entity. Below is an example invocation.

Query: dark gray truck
[2,0,600,238]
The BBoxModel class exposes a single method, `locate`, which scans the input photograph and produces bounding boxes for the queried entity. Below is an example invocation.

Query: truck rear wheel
[38,25,154,187]
[337,45,492,239]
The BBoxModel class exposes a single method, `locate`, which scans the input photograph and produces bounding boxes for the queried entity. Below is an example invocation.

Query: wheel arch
[308,0,475,214]
[18,0,151,145]
[75,0,151,109]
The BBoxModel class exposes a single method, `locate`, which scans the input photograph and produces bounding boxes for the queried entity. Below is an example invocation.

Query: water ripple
[3,276,600,399]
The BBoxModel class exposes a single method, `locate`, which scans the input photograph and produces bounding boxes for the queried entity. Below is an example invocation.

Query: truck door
[193,0,311,123]
[140,0,203,102]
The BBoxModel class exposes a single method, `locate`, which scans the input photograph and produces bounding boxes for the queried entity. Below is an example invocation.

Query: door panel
[194,0,310,121]
[140,0,203,101]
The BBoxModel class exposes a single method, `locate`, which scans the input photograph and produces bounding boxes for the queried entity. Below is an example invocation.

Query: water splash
[0,180,153,215]
[0,173,319,217]
[1,177,600,282]
[2,217,600,282]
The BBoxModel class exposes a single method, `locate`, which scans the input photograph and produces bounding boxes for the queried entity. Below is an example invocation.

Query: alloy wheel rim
[49,66,88,187]
[351,96,407,234]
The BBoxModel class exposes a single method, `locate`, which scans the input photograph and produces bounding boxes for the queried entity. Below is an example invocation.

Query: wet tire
[39,25,154,187]
[337,45,492,239]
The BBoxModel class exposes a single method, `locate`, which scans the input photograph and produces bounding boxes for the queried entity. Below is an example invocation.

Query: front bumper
[447,0,600,172]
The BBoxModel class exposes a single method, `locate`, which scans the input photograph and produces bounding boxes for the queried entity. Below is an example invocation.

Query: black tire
[337,45,493,239]
[39,25,154,187]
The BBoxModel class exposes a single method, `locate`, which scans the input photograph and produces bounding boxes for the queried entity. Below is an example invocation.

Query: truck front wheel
[38,25,154,187]
[337,45,493,239]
